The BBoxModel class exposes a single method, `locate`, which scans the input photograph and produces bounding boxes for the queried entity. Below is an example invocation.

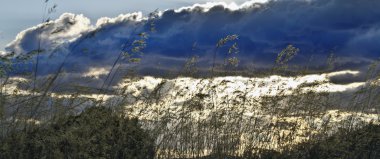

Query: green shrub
[0,107,155,159]
[281,124,380,159]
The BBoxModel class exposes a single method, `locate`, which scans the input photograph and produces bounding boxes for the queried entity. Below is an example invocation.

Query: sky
[1,0,380,81]
[0,0,263,50]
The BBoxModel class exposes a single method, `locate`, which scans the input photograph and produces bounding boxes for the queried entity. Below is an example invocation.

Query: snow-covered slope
[108,72,380,157]
[2,71,379,157]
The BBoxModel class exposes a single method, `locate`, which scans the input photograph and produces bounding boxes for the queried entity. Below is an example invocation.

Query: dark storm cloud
[3,0,380,77]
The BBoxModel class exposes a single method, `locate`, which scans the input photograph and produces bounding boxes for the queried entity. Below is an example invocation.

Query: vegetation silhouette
[0,106,155,159]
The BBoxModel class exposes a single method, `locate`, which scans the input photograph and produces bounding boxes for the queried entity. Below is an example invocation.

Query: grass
[0,107,155,159]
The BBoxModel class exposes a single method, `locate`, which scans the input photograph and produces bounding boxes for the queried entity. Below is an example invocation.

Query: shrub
[0,107,155,159]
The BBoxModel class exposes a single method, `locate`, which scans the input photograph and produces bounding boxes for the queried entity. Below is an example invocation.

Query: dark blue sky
[2,0,380,76]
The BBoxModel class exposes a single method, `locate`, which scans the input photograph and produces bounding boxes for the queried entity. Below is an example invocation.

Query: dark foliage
[280,124,380,159]
[0,107,155,159]
[196,124,380,159]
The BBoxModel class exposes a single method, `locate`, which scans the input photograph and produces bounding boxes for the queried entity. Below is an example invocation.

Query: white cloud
[96,12,146,27]
[5,13,92,55]
[0,50,6,56]
[83,67,109,79]
[173,0,265,12]
[325,70,360,77]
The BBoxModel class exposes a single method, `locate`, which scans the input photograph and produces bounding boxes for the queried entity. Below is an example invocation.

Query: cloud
[5,13,92,55]
[3,0,380,78]
[82,67,109,79]
[173,0,263,12]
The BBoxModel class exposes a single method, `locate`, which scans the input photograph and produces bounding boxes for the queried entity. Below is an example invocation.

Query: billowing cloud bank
[3,0,380,76]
